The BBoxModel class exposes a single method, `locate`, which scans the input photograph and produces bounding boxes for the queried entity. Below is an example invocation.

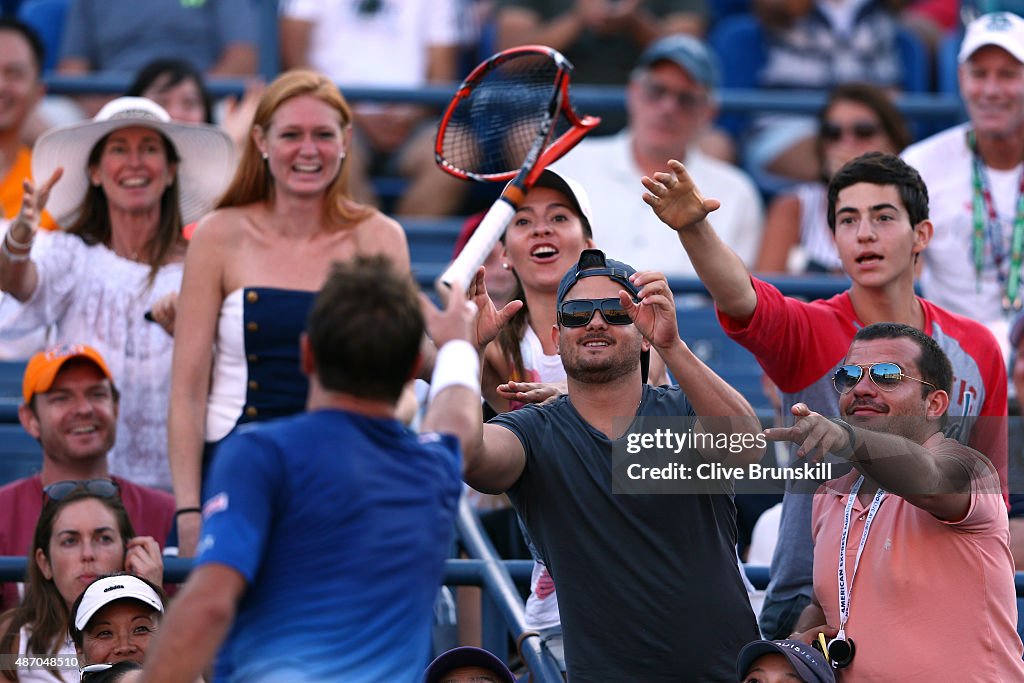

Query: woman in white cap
[69,574,165,671]
[0,484,163,683]
[167,69,409,556]
[0,96,235,490]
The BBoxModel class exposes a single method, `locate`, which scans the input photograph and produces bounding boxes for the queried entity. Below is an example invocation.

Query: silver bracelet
[5,228,34,251]
[1,238,30,263]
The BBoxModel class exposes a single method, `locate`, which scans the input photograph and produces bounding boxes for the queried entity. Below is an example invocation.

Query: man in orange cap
[0,343,174,610]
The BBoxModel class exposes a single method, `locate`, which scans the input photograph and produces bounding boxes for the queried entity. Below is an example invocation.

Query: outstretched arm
[623,270,764,464]
[764,403,975,521]
[421,275,526,493]
[642,159,758,322]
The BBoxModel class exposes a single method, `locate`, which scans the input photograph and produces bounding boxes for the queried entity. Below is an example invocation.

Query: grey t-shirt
[60,0,257,73]
[491,384,758,682]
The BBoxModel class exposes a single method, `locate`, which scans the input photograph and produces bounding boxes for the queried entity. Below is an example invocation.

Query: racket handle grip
[440,198,516,291]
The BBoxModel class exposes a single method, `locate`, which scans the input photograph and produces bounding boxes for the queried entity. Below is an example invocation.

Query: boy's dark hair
[306,256,423,402]
[852,322,953,398]
[826,152,929,233]
[0,18,45,76]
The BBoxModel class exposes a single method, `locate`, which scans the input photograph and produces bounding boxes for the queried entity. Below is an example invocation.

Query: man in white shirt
[553,34,764,280]
[902,12,1024,363]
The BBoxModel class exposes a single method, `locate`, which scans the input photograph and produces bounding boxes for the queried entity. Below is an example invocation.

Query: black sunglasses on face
[832,362,938,395]
[558,298,633,328]
[821,121,882,142]
[43,478,120,502]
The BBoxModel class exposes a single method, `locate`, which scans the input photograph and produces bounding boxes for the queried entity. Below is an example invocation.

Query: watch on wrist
[829,418,857,459]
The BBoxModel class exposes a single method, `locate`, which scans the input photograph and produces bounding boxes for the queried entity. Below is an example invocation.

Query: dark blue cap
[424,647,515,683]
[556,248,640,306]
[555,249,649,383]
[736,640,836,683]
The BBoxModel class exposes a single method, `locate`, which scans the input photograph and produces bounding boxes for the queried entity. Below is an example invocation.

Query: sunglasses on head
[821,121,882,142]
[43,478,120,502]
[832,362,938,395]
[558,298,633,328]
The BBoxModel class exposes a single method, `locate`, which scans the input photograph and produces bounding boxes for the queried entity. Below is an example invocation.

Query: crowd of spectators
[1,1,1024,681]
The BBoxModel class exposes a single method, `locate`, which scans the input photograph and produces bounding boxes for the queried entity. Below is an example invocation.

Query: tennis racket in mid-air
[435,45,600,289]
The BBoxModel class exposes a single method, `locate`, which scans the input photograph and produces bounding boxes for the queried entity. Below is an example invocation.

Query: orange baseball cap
[22,344,115,404]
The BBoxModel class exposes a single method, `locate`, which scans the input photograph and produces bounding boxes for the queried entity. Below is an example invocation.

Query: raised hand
[9,167,63,246]
[464,266,523,350]
[125,535,164,586]
[641,159,721,233]
[619,270,679,352]
[422,276,479,350]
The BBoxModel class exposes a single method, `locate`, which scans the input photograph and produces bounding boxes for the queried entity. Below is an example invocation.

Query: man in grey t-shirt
[450,249,763,682]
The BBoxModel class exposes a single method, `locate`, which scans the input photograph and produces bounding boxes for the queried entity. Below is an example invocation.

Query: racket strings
[439,54,566,180]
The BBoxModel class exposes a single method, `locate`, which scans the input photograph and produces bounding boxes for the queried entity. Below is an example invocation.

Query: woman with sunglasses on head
[167,69,411,557]
[755,83,912,275]
[0,486,162,683]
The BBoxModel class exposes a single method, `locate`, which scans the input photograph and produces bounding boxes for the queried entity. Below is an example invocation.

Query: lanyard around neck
[969,130,1024,313]
[836,475,886,640]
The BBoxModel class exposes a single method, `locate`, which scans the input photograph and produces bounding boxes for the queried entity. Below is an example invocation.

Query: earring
[339,151,346,160]
[502,262,510,270]
[261,152,268,161]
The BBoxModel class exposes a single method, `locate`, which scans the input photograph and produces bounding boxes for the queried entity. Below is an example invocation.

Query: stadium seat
[938,30,963,95]
[0,423,41,486]
[675,304,772,415]
[16,0,70,73]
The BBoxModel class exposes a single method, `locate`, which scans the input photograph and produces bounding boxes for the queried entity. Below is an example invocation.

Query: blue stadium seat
[675,304,772,414]
[16,0,69,73]
[895,26,930,94]
[0,423,41,486]
[0,359,25,399]
[938,29,963,95]
[707,14,766,140]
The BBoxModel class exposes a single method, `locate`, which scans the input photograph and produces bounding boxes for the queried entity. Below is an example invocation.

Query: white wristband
[428,339,481,404]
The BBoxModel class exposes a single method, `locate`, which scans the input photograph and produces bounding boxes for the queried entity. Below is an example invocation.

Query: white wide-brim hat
[32,96,236,226]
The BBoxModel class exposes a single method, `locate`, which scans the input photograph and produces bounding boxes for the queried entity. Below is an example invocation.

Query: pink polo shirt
[811,436,1024,682]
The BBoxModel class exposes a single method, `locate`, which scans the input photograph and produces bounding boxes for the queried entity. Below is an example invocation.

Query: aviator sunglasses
[43,478,120,502]
[821,121,882,142]
[558,298,633,328]
[832,362,938,395]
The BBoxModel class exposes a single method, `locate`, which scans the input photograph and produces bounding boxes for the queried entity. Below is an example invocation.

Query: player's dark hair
[307,256,423,402]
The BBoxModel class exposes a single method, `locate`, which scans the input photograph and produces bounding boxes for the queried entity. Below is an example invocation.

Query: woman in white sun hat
[0,96,235,490]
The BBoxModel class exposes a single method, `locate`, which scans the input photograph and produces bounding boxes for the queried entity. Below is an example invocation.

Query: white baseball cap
[74,575,164,631]
[959,12,1024,65]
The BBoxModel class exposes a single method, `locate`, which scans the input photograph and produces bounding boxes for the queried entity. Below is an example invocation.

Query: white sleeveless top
[518,326,564,384]
[16,625,77,683]
[517,325,565,631]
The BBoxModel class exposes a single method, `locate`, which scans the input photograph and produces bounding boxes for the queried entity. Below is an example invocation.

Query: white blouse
[0,230,182,489]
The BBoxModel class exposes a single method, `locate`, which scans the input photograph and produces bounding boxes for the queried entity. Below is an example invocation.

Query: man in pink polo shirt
[0,344,175,611]
[767,322,1024,681]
